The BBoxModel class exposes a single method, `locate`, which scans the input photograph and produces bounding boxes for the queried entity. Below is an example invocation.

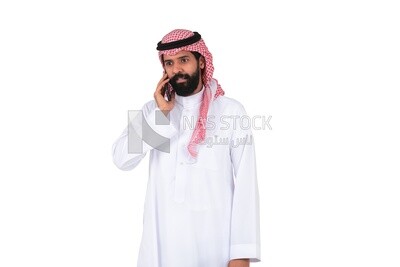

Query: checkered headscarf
[157,29,225,158]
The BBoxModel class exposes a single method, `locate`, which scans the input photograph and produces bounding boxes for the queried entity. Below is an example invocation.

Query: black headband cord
[156,32,201,51]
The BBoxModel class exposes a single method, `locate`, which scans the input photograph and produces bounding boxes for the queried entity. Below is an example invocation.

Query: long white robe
[112,80,261,267]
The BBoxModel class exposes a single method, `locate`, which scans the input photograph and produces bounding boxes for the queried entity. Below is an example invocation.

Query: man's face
[163,51,204,96]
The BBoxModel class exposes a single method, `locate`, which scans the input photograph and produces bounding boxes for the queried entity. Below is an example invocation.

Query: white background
[1,0,399,266]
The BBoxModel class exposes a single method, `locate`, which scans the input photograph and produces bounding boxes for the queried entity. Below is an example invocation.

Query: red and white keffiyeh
[158,29,225,158]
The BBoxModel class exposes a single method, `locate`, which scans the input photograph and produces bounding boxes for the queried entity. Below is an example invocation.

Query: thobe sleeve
[112,101,178,171]
[229,104,261,262]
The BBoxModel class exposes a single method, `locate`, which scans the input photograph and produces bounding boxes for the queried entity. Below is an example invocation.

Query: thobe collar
[175,86,205,108]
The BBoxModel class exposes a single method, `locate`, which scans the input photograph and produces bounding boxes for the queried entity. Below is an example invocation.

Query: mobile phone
[165,85,171,101]
[162,70,172,101]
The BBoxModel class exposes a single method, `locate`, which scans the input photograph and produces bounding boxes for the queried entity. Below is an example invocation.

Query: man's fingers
[154,74,175,114]
[157,73,169,87]
[155,78,170,95]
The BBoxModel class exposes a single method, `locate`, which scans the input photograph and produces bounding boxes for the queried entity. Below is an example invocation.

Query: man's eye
[181,58,188,63]
[165,62,172,66]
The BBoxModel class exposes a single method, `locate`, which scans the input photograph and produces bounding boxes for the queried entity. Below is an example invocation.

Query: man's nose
[172,63,183,75]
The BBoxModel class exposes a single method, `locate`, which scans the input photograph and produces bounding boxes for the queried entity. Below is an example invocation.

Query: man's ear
[199,56,205,69]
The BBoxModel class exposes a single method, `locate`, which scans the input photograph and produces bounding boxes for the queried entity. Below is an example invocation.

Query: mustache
[170,73,191,82]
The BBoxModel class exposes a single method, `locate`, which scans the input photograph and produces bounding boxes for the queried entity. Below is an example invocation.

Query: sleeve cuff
[230,244,261,262]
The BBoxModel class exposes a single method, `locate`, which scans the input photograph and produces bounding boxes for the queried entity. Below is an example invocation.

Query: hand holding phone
[154,72,175,116]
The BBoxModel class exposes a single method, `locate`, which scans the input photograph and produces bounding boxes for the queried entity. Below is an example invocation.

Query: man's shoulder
[140,96,248,115]
[213,95,247,115]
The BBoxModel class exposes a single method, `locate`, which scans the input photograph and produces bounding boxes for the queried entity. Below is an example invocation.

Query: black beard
[169,66,200,96]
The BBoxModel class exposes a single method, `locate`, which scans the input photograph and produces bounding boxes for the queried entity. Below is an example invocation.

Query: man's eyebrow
[165,56,190,62]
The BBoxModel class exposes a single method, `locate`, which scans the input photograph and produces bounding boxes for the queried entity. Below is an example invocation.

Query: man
[112,29,260,267]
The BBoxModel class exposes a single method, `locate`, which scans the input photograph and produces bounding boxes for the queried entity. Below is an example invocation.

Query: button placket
[174,108,189,203]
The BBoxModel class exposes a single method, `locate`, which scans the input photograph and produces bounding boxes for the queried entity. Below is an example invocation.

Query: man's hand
[154,73,175,116]
[228,258,250,267]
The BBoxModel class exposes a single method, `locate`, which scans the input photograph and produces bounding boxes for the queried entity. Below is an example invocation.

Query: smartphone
[162,70,171,101]
[165,85,172,101]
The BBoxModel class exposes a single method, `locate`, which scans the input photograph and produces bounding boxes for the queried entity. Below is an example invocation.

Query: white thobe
[112,80,261,267]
